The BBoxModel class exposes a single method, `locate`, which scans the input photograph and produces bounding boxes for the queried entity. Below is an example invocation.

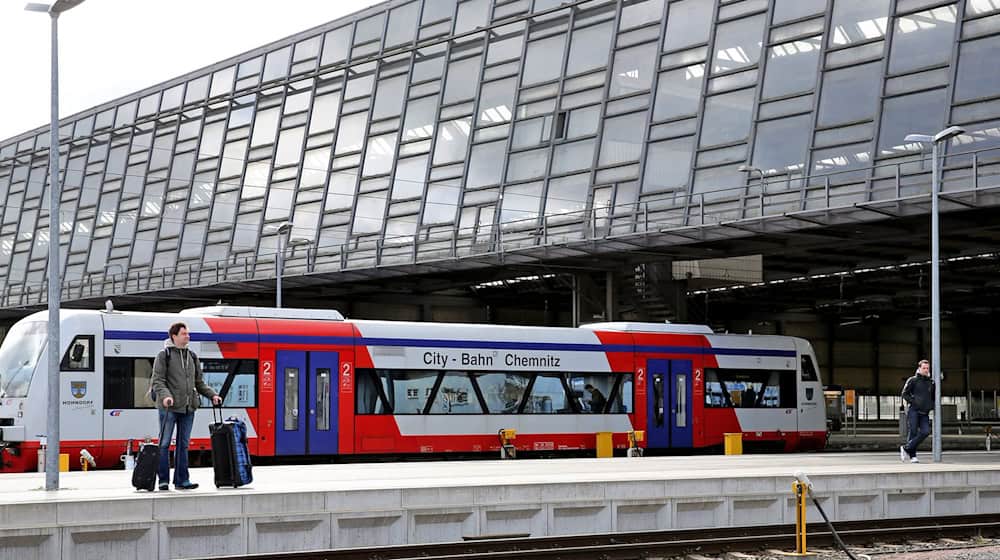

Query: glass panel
[567,105,600,139]
[643,136,695,192]
[829,0,890,47]
[675,374,686,426]
[967,0,1000,15]
[456,0,490,34]
[621,0,664,29]
[816,61,882,127]
[293,36,322,62]
[335,112,368,153]
[752,114,812,176]
[373,75,407,120]
[506,148,549,182]
[351,192,387,234]
[761,36,822,99]
[524,375,569,413]
[522,35,567,85]
[811,141,872,179]
[392,155,428,199]
[712,14,766,74]
[284,367,299,430]
[476,373,528,413]
[423,181,460,223]
[600,112,646,166]
[422,0,457,23]
[774,0,826,24]
[552,138,596,174]
[309,93,341,135]
[652,374,664,426]
[403,97,438,140]
[955,35,1000,102]
[479,78,516,127]
[467,140,506,188]
[363,132,399,176]
[654,64,705,121]
[610,42,657,97]
[250,108,280,146]
[355,12,385,45]
[544,172,589,215]
[500,181,543,221]
[888,6,957,75]
[160,85,184,112]
[699,89,754,147]
[412,49,446,81]
[316,367,331,430]
[433,117,472,164]
[567,22,614,75]
[487,33,524,64]
[275,127,305,166]
[663,0,714,51]
[877,88,948,156]
[704,369,796,408]
[321,26,353,67]
[263,46,292,82]
[428,373,481,413]
[325,171,357,210]
[386,1,419,47]
[444,57,483,103]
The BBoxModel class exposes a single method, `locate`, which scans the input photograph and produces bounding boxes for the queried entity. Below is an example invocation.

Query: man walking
[151,322,221,490]
[900,359,933,463]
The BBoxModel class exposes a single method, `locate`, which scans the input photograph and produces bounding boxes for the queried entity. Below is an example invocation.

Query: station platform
[2,451,999,559]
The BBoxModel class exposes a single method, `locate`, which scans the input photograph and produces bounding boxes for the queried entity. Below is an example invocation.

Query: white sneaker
[910,457,919,463]
[900,446,908,462]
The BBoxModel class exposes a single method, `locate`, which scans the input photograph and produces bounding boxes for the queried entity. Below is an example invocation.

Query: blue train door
[647,359,693,449]
[669,360,693,448]
[276,350,339,455]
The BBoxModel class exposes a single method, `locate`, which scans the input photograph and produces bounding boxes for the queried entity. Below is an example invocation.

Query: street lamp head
[933,125,965,143]
[24,0,85,13]
[904,134,933,144]
[737,164,758,173]
[289,237,313,247]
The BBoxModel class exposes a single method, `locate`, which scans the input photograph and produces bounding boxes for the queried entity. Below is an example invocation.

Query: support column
[872,323,881,420]
[826,320,836,386]
[605,271,614,321]
[571,276,579,327]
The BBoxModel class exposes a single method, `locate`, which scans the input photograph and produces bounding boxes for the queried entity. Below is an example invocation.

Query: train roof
[580,322,714,334]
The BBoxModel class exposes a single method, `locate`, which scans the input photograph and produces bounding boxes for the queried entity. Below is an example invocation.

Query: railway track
[194,513,1000,560]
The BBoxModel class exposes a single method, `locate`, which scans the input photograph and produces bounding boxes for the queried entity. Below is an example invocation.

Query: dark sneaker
[158,483,169,491]
[175,482,199,490]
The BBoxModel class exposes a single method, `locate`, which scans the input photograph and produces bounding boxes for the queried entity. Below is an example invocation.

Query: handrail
[3,143,999,307]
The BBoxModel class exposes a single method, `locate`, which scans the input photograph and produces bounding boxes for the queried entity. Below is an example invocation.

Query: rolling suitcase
[209,405,252,488]
[132,415,167,491]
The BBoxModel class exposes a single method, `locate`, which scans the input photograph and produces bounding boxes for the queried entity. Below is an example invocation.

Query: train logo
[71,381,87,399]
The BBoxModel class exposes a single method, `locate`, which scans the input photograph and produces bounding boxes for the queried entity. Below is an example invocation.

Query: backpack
[146,349,172,403]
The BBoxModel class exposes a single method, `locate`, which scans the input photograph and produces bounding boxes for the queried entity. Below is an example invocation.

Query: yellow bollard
[58,453,69,472]
[596,432,613,458]
[724,433,742,455]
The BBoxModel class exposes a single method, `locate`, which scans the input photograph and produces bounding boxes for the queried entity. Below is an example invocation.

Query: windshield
[0,321,47,398]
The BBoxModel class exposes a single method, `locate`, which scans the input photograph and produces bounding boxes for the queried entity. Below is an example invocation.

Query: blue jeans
[904,407,931,457]
[158,409,195,485]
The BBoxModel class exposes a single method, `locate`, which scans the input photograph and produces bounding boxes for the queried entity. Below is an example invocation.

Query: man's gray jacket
[151,340,217,413]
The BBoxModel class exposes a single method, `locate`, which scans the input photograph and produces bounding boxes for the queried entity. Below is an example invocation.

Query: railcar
[0,306,826,471]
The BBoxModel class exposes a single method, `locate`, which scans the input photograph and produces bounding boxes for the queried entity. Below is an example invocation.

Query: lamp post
[25,0,87,492]
[738,164,766,191]
[271,222,292,308]
[903,125,966,464]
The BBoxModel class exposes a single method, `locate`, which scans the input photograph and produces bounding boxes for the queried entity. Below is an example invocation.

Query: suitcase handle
[212,402,224,425]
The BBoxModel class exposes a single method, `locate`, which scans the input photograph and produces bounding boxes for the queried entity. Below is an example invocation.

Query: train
[0,305,827,472]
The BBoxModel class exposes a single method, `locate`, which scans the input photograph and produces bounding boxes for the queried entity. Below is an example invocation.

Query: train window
[199,359,258,408]
[800,355,819,382]
[316,368,332,430]
[475,373,529,413]
[675,374,687,427]
[61,335,95,371]
[427,372,482,414]
[104,357,155,409]
[355,369,391,414]
[284,367,299,430]
[652,375,664,426]
[382,371,437,414]
[524,375,571,413]
[704,368,796,409]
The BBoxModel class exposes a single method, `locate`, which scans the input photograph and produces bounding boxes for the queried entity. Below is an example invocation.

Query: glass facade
[0,0,997,303]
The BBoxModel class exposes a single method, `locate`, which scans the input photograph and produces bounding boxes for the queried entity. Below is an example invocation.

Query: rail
[189,513,1000,560]
[2,143,999,308]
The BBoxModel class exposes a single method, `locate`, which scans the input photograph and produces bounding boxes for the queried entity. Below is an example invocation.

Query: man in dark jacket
[900,359,933,463]
[151,322,221,490]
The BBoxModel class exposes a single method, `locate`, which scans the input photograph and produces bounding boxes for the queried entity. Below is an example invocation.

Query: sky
[0,0,381,142]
